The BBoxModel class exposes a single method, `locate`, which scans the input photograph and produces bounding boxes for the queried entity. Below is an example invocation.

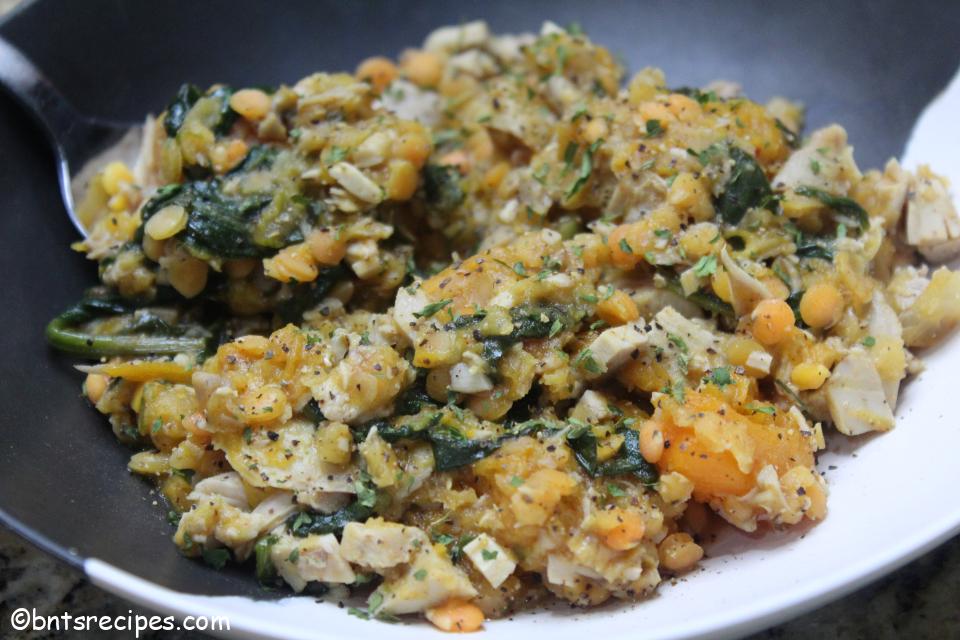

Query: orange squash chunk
[655,389,813,502]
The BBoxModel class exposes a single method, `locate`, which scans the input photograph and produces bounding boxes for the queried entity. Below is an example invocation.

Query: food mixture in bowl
[49,20,960,631]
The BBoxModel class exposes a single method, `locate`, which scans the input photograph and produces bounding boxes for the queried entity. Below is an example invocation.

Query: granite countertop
[1,524,958,639]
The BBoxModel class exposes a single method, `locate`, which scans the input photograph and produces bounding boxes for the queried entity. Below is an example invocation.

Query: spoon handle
[0,36,85,160]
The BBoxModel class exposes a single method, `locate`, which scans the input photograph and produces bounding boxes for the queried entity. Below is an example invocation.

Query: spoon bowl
[0,36,140,236]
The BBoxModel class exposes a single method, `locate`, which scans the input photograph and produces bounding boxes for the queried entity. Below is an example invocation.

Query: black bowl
[0,0,958,600]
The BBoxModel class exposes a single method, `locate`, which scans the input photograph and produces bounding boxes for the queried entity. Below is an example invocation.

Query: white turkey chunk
[583,323,647,377]
[340,518,429,570]
[377,79,442,127]
[825,351,895,436]
[854,159,910,229]
[649,305,724,372]
[271,533,355,592]
[745,350,773,376]
[423,20,489,53]
[188,471,249,510]
[213,420,358,511]
[373,543,478,615]
[905,165,960,262]
[569,389,614,424]
[886,265,931,314]
[392,283,429,343]
[448,361,494,393]
[463,534,517,588]
[176,475,298,559]
[773,124,862,194]
[546,554,602,587]
[720,247,771,317]
[865,291,906,408]
[898,267,960,348]
[329,162,383,204]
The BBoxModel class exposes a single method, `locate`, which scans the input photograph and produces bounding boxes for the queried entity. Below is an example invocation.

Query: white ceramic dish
[81,66,960,640]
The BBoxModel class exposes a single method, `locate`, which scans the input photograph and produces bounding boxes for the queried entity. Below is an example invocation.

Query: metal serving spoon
[0,36,141,236]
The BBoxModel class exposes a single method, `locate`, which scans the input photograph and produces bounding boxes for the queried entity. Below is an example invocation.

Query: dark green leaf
[141,179,272,259]
[672,87,719,105]
[705,366,733,387]
[163,84,201,137]
[201,547,230,570]
[661,272,734,320]
[414,299,453,318]
[287,473,378,537]
[775,118,800,149]
[207,86,238,137]
[275,265,346,323]
[430,427,502,471]
[423,164,465,214]
[645,119,664,137]
[716,146,774,225]
[794,186,869,229]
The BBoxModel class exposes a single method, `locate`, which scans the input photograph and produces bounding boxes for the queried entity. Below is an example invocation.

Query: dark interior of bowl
[0,0,958,598]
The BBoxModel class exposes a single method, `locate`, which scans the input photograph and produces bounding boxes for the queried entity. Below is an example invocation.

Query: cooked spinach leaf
[429,426,503,471]
[775,118,800,149]
[201,547,231,570]
[230,145,280,174]
[423,164,465,214]
[477,303,572,367]
[672,87,719,104]
[301,398,326,424]
[786,223,835,262]
[568,428,659,485]
[275,265,347,323]
[141,180,271,259]
[394,381,438,416]
[353,414,501,472]
[794,186,869,229]
[163,84,201,137]
[716,146,775,225]
[254,535,280,584]
[661,272,734,320]
[45,292,207,357]
[207,86,238,137]
[287,473,378,537]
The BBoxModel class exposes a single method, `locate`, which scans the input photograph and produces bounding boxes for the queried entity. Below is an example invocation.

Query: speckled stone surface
[1,525,958,639]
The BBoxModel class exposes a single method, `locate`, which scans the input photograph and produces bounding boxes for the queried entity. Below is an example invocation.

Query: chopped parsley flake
[667,333,688,353]
[747,403,777,415]
[201,547,230,570]
[692,254,718,277]
[574,348,603,374]
[548,318,565,338]
[414,299,453,318]
[705,366,733,387]
[327,145,348,165]
[565,138,603,199]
